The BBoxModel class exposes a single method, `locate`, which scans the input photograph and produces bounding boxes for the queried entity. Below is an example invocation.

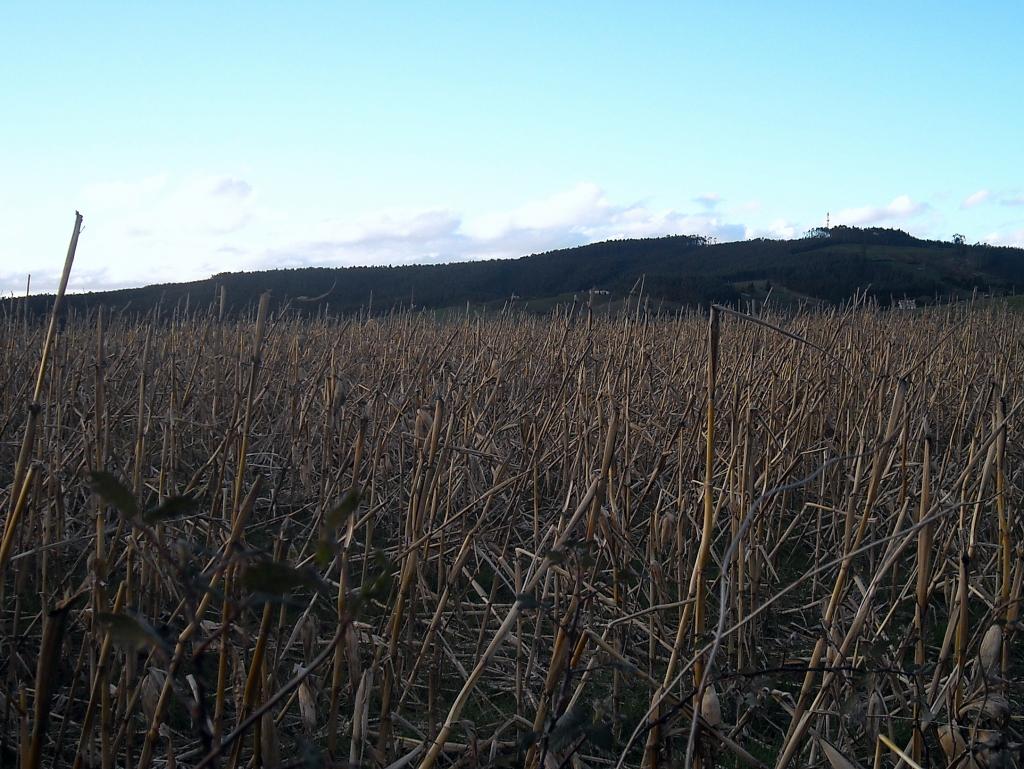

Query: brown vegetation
[2,220,1022,768]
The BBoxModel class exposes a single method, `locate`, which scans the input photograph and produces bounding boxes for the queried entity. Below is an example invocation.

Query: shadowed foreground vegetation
[2,275,1023,768]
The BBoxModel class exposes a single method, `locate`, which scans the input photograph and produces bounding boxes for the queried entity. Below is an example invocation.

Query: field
[1,287,1022,769]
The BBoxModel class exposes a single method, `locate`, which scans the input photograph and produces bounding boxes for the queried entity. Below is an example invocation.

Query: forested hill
[9,226,1024,318]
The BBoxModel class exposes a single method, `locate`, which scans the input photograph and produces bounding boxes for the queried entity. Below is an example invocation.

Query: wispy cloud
[983,227,1024,247]
[22,178,1021,296]
[959,189,1024,208]
[745,219,801,240]
[693,193,721,209]
[833,194,928,226]
[3,178,762,293]
[961,189,991,209]
[212,178,253,198]
[266,183,750,269]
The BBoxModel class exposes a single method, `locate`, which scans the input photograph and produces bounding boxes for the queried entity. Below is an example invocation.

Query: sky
[2,2,1023,294]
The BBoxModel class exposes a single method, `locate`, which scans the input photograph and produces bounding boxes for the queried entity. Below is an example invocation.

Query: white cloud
[983,228,1024,247]
[313,209,461,245]
[212,178,253,198]
[1000,194,1024,207]
[266,182,748,270]
[745,219,800,240]
[13,179,748,293]
[833,194,928,226]
[17,174,268,291]
[19,178,1000,296]
[461,183,610,241]
[961,189,991,209]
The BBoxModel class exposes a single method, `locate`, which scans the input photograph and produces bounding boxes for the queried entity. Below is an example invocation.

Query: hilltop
[7,226,1024,318]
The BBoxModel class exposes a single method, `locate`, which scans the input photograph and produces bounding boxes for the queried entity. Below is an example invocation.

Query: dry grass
[1,247,1022,768]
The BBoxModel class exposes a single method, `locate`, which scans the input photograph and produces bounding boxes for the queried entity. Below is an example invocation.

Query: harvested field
[2,280,1022,768]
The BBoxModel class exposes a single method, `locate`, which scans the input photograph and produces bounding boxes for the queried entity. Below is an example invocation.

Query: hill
[7,226,1024,318]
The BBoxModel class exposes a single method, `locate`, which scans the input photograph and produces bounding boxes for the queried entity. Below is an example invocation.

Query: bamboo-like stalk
[327,413,366,755]
[690,306,720,769]
[226,600,274,769]
[912,425,932,765]
[25,603,74,769]
[7,213,82,522]
[232,292,271,513]
[0,466,35,580]
[994,395,1010,682]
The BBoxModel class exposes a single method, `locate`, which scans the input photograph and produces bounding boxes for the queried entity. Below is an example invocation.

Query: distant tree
[953,233,967,258]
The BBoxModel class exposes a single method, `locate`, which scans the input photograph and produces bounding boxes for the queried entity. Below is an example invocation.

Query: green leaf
[325,489,361,529]
[585,722,615,751]
[95,612,168,652]
[143,495,198,524]
[515,730,541,751]
[348,550,393,611]
[548,705,590,752]
[88,471,139,520]
[241,561,321,598]
[314,539,334,568]
[358,569,393,606]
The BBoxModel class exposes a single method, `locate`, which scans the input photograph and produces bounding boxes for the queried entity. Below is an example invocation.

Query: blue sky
[2,2,1022,292]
